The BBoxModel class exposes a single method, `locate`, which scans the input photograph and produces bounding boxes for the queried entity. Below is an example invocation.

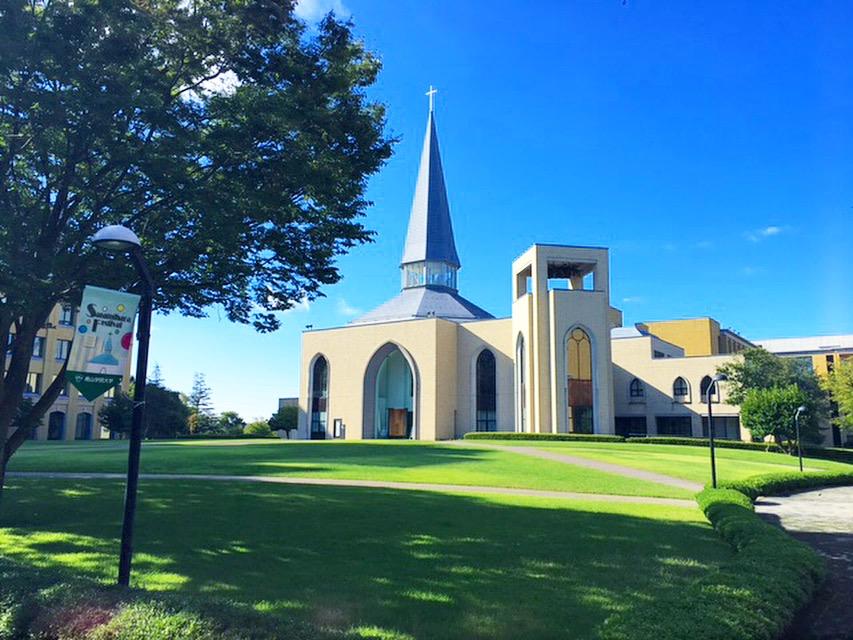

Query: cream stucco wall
[455,318,514,436]
[611,335,743,438]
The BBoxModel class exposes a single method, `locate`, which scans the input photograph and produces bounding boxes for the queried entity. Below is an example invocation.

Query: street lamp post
[707,373,728,489]
[795,405,807,473]
[92,225,154,587]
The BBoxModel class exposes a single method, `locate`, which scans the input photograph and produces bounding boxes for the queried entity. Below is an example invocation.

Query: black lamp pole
[117,247,154,587]
[707,373,728,489]
[794,405,806,473]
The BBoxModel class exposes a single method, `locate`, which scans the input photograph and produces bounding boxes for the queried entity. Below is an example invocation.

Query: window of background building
[702,416,740,440]
[55,339,71,360]
[615,416,647,437]
[32,336,45,358]
[59,306,74,325]
[672,377,689,400]
[629,378,645,400]
[25,372,42,394]
[656,415,693,437]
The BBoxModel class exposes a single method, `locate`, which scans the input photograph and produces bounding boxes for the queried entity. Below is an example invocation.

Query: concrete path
[449,441,704,492]
[756,486,853,640]
[8,471,696,508]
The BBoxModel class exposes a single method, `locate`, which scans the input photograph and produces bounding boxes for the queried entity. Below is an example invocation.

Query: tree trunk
[0,305,59,508]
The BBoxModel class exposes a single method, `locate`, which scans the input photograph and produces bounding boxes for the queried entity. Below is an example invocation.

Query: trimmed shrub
[626,436,784,452]
[462,432,625,443]
[600,488,826,640]
[0,557,347,640]
[170,433,277,441]
[719,470,853,500]
[801,445,853,465]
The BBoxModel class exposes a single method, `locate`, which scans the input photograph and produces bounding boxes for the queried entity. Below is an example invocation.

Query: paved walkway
[756,486,853,640]
[9,471,696,508]
[448,441,704,492]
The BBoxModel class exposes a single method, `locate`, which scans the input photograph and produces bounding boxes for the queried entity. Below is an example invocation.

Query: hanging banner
[67,286,140,401]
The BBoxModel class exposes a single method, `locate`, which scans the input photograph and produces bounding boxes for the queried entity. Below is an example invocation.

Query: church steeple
[401,87,461,290]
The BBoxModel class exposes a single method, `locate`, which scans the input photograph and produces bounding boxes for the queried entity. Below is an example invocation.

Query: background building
[7,303,131,441]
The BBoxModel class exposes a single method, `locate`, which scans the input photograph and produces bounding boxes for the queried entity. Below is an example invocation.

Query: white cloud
[294,0,350,22]
[745,225,785,242]
[336,298,362,317]
[200,70,240,97]
[284,297,311,314]
[621,296,645,304]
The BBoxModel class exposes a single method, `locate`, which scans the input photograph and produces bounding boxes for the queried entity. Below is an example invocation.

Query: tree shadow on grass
[1,479,732,640]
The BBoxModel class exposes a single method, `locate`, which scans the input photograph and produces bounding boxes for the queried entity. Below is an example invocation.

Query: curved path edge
[8,471,696,508]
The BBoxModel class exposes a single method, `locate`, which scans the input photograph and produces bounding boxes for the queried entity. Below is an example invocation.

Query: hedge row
[600,487,826,640]
[625,436,783,452]
[719,469,853,500]
[463,432,626,443]
[0,557,346,640]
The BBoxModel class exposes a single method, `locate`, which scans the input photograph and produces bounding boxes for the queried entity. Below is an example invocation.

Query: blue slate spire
[401,107,461,269]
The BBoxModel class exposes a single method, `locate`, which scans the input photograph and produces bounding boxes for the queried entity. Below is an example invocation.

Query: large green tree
[740,384,811,450]
[717,348,827,442]
[0,0,392,502]
[822,361,853,434]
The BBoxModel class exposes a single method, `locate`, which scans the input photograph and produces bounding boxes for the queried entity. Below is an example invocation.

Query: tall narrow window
[310,356,328,440]
[567,328,594,433]
[476,350,497,431]
[75,413,93,440]
[700,375,718,403]
[59,306,73,325]
[673,377,689,401]
[48,411,65,440]
[516,335,526,432]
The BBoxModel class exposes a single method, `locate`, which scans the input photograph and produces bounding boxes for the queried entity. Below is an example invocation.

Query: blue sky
[148,0,853,419]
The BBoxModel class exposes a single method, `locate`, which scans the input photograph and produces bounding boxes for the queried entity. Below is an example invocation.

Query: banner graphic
[66,286,140,401]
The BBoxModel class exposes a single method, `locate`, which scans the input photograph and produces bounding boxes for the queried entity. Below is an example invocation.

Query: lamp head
[796,405,807,416]
[92,225,141,253]
[712,373,728,383]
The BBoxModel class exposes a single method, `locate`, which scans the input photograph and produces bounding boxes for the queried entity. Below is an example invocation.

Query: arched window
[673,376,689,400]
[700,375,719,402]
[629,378,645,399]
[75,412,93,440]
[516,334,526,432]
[476,349,497,431]
[567,328,594,433]
[48,411,65,440]
[310,356,328,440]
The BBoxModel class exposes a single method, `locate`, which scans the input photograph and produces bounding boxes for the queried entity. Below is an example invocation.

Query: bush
[244,420,273,437]
[625,436,784,452]
[463,432,625,443]
[0,556,347,640]
[601,487,826,640]
[719,470,853,500]
[170,433,277,441]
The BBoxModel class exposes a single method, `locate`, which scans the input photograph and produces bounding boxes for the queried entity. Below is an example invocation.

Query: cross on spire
[426,85,437,112]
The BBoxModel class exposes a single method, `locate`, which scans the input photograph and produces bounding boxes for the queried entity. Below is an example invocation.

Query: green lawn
[482,440,852,485]
[8,440,692,498]
[0,478,732,640]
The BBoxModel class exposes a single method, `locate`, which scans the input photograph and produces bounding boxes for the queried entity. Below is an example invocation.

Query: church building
[297,98,620,440]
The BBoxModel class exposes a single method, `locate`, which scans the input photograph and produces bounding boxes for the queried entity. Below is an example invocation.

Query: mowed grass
[482,440,853,486]
[8,440,692,498]
[0,479,732,640]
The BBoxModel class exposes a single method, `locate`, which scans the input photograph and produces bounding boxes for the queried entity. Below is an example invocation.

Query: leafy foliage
[0,0,392,493]
[740,384,811,447]
[268,406,298,437]
[97,391,134,437]
[821,360,853,433]
[719,469,853,500]
[717,348,827,441]
[216,412,246,436]
[243,420,272,437]
[145,384,192,439]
